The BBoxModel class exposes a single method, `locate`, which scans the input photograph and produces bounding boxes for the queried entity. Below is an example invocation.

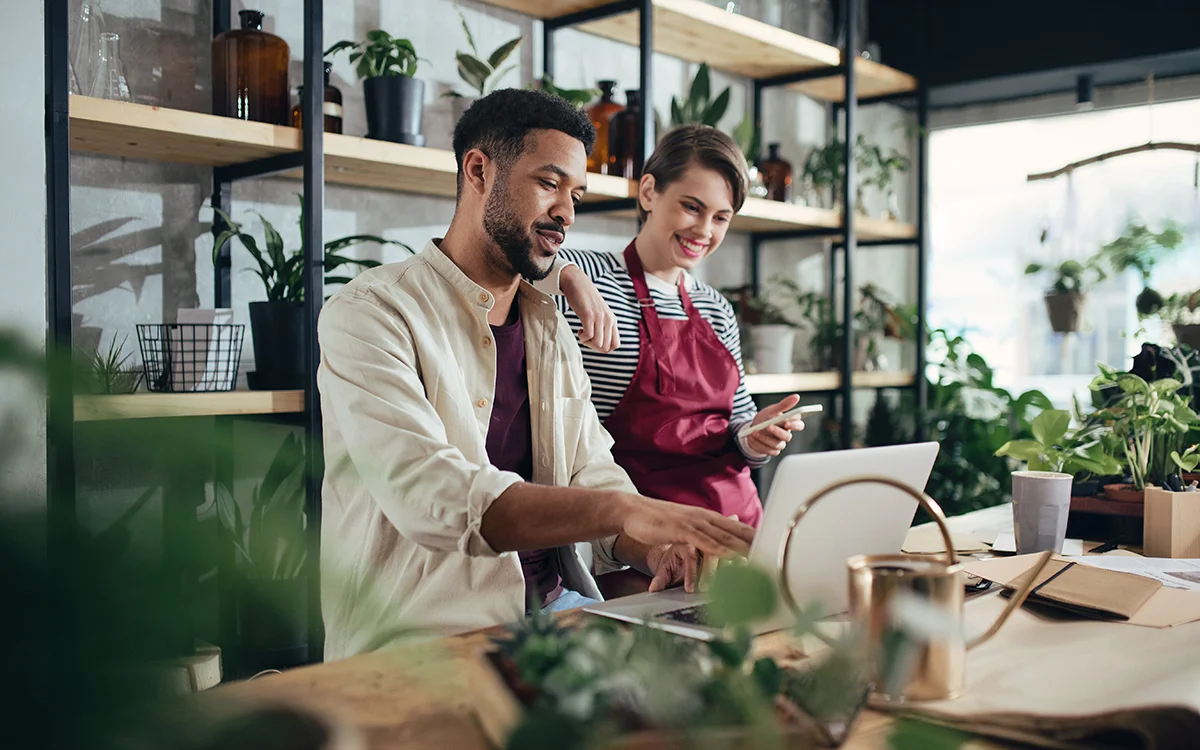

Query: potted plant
[669,62,731,128]
[721,283,796,374]
[1094,220,1185,319]
[216,432,310,674]
[858,140,910,220]
[1159,289,1200,351]
[856,283,915,371]
[75,333,143,394]
[327,30,425,145]
[212,196,413,390]
[1023,258,1107,334]
[444,8,522,122]
[1088,364,1200,502]
[995,408,1123,497]
[533,75,600,108]
[801,134,875,213]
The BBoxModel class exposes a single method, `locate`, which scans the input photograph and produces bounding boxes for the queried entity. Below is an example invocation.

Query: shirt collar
[421,238,555,313]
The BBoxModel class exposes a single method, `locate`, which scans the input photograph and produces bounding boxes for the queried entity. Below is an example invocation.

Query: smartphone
[738,403,823,438]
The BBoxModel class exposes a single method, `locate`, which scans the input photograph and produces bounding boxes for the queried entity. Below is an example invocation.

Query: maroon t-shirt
[485,305,563,611]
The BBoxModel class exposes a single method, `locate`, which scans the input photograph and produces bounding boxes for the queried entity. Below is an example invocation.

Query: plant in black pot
[212,197,413,390]
[1023,258,1106,334]
[216,432,310,676]
[1158,289,1200,351]
[327,30,425,145]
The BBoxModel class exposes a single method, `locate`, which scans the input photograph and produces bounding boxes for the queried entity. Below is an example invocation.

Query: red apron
[604,242,763,528]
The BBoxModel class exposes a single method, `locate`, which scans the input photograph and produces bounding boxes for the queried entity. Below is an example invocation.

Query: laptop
[583,442,941,640]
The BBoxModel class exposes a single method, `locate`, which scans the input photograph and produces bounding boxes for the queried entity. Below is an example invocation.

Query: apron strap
[623,243,676,396]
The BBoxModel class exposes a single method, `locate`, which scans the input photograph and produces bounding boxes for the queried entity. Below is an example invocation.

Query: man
[317,88,756,660]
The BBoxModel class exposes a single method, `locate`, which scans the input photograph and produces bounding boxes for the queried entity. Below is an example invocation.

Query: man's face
[482,129,588,281]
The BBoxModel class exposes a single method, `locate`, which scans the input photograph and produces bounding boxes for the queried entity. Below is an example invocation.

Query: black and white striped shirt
[554,248,766,465]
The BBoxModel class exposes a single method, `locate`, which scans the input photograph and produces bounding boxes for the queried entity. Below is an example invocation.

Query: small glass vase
[90,32,132,101]
[747,165,769,199]
[72,2,104,97]
[882,190,901,221]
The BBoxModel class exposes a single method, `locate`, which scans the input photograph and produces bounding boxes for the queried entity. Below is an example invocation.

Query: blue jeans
[542,588,601,613]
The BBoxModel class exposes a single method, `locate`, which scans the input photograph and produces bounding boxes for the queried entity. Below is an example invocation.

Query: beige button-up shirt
[317,239,634,660]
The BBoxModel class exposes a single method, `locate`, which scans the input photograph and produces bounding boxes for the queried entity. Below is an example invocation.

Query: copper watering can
[776,475,1053,703]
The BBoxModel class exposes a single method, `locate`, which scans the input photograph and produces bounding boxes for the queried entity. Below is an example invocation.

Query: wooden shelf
[68,96,633,202]
[745,370,915,394]
[75,390,305,421]
[479,0,916,101]
[1069,495,1145,518]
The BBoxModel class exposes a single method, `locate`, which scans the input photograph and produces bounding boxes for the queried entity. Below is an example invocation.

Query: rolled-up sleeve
[318,291,521,557]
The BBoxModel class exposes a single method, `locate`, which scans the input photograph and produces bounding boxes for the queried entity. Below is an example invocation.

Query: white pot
[750,325,796,374]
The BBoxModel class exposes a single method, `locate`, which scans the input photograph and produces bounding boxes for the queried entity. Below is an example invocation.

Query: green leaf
[689,62,710,107]
[706,87,731,126]
[994,439,1044,463]
[1032,409,1071,447]
[324,40,359,57]
[1172,450,1200,472]
[487,36,523,70]
[323,275,354,286]
[751,657,782,696]
[457,54,491,93]
[456,8,479,57]
[707,562,777,627]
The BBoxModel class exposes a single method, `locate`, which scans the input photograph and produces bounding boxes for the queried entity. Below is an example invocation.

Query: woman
[555,124,805,529]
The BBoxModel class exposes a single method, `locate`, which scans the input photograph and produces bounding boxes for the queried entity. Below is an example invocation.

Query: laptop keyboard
[656,604,711,625]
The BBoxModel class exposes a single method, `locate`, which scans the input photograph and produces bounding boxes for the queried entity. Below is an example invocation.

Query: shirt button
[541,456,549,468]
[476,398,488,408]
[478,292,489,304]
[540,401,547,412]
[482,336,491,347]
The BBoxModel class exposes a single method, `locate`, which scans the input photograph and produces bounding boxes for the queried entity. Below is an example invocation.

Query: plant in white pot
[721,284,796,374]
[444,8,522,122]
[1159,289,1200,351]
[327,30,424,145]
[1023,258,1106,334]
[212,196,413,390]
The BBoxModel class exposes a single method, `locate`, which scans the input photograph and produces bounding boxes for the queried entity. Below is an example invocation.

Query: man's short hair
[452,88,597,199]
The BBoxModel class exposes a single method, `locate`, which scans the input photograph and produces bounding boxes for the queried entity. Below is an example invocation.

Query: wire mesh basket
[136,323,245,392]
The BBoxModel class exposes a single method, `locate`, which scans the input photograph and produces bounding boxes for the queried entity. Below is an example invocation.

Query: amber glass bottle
[291,62,344,134]
[608,89,643,180]
[761,142,793,202]
[586,81,623,174]
[212,10,290,125]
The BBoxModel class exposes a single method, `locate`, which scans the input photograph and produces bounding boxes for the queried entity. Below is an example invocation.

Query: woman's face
[638,163,735,274]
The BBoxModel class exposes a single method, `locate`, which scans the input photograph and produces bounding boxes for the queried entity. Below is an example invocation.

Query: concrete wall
[0,0,48,528]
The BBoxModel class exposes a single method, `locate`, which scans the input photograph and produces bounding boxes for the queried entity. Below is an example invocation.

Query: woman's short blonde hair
[638,124,749,222]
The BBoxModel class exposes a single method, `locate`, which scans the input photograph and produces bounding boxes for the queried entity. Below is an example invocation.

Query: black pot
[1071,479,1099,497]
[248,300,305,390]
[237,576,309,675]
[364,75,425,146]
[1044,291,1083,333]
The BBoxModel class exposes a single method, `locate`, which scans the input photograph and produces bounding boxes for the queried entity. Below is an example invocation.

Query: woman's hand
[560,264,621,353]
[745,393,806,457]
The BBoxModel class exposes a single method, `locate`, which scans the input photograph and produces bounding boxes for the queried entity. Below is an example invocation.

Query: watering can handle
[776,474,958,641]
[965,548,1054,650]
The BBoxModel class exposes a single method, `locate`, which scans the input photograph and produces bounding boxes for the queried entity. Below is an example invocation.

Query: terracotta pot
[1044,291,1084,333]
[1103,483,1145,504]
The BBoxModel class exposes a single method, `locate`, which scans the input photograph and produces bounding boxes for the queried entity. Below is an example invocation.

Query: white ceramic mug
[1011,471,1073,554]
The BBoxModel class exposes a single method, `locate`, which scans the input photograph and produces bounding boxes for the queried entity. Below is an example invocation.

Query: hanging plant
[1094,220,1185,318]
[1023,258,1107,333]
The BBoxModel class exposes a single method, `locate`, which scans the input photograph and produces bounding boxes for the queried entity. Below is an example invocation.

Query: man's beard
[482,176,558,282]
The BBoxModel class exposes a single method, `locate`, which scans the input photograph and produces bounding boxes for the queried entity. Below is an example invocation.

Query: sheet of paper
[1075,556,1200,592]
[902,526,989,554]
[989,531,1084,557]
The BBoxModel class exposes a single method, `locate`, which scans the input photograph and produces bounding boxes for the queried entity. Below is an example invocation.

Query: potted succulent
[212,196,413,390]
[327,30,425,145]
[75,333,143,394]
[444,8,522,122]
[668,62,731,128]
[1088,364,1200,502]
[1023,258,1107,334]
[1094,220,1185,319]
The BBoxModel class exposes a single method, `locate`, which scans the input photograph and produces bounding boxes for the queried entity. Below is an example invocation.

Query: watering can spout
[966,550,1054,650]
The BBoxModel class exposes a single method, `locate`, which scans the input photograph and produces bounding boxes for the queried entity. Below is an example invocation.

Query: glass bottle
[72,3,104,97]
[212,10,290,125]
[90,32,132,102]
[586,81,623,174]
[291,62,344,134]
[760,143,793,202]
[608,89,643,180]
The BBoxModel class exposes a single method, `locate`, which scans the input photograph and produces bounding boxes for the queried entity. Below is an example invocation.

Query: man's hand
[620,496,754,558]
[646,543,702,593]
[560,264,620,353]
[744,393,807,457]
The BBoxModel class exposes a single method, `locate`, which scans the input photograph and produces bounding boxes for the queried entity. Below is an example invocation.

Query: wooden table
[208,503,1094,749]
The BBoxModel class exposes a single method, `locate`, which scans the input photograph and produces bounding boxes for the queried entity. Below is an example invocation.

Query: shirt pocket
[555,396,589,482]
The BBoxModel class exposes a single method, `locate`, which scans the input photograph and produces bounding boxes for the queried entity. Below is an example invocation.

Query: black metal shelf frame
[44,0,327,670]
[543,0,929,449]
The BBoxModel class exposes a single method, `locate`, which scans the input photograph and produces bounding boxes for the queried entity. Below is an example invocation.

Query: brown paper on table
[902,526,990,554]
[1005,558,1163,621]
[882,593,1200,750]
[964,554,1200,628]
